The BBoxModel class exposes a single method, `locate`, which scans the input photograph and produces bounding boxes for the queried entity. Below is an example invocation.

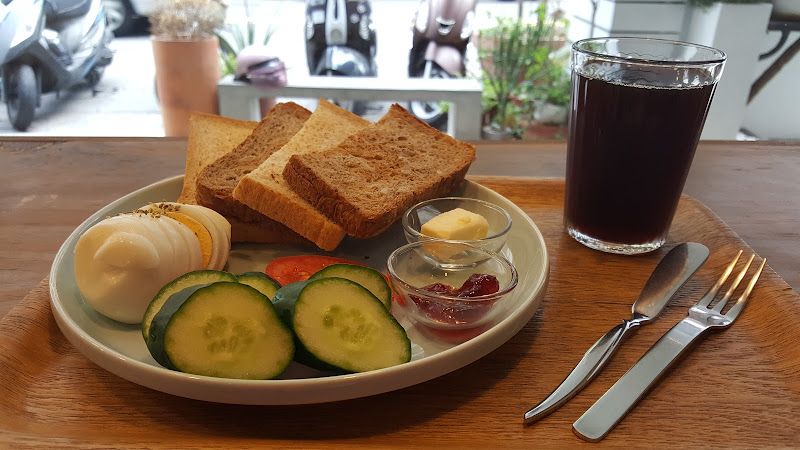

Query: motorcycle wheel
[104,0,136,36]
[6,64,37,132]
[86,66,105,88]
[409,64,450,130]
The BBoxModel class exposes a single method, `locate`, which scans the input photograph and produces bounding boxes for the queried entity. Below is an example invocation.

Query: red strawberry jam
[409,274,501,326]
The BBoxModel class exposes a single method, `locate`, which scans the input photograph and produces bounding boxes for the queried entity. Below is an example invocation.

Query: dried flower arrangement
[150,0,228,41]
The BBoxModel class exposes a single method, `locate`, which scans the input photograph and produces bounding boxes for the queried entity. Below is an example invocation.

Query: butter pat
[421,208,490,240]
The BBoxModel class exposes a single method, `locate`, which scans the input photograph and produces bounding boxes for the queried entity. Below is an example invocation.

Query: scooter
[0,0,113,131]
[408,0,476,128]
[305,0,376,116]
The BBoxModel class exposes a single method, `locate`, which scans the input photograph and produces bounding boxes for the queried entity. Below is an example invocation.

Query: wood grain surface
[1,178,798,447]
[2,138,798,322]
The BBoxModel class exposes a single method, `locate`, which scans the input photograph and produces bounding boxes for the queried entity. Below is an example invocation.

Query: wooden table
[3,138,798,316]
[1,137,799,446]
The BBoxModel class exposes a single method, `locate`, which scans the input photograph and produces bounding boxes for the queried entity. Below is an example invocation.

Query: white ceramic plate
[50,176,549,405]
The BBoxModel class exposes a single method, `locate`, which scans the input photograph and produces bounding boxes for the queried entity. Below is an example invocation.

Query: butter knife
[572,252,765,442]
[523,242,709,424]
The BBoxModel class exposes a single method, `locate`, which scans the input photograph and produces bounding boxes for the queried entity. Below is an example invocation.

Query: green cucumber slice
[272,281,312,327]
[142,270,237,341]
[146,283,212,370]
[271,281,338,372]
[273,278,411,373]
[308,263,392,310]
[236,271,281,299]
[147,281,294,379]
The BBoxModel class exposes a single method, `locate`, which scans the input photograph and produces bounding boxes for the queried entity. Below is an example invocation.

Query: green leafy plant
[149,0,227,41]
[217,22,275,76]
[477,4,566,136]
[217,0,275,77]
[540,70,571,106]
[521,44,570,108]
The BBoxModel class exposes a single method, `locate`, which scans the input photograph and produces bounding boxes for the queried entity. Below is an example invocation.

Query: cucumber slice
[147,281,294,379]
[272,281,312,327]
[273,278,411,373]
[271,281,339,372]
[236,271,281,300]
[146,283,211,370]
[308,263,392,310]
[142,270,237,341]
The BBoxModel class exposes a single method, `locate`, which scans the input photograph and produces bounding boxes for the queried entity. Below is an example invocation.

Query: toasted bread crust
[195,102,312,223]
[232,99,370,251]
[179,111,311,245]
[179,112,258,204]
[233,175,349,250]
[283,103,476,239]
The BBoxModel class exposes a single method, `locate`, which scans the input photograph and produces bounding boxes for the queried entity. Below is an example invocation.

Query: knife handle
[572,318,709,442]
[523,319,639,424]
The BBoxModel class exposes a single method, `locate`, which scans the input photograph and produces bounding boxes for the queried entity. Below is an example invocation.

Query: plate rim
[49,175,549,405]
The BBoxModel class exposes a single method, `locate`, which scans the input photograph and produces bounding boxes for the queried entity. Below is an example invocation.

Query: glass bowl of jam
[402,197,512,254]
[387,240,518,330]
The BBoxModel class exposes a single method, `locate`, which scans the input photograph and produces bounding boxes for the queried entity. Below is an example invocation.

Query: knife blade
[523,242,709,424]
[571,316,708,442]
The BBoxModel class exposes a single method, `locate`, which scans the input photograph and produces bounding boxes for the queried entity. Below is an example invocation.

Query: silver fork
[572,250,767,442]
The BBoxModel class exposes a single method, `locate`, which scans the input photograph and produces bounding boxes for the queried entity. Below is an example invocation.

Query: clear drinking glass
[564,37,726,255]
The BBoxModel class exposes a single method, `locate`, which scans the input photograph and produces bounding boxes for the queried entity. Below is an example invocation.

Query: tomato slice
[265,255,367,286]
[265,255,404,306]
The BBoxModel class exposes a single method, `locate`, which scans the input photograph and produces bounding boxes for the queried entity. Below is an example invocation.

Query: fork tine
[712,254,755,312]
[697,250,742,308]
[726,257,766,319]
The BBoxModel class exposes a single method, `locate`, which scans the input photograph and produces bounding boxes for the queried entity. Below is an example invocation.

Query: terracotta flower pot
[525,124,566,140]
[152,36,221,136]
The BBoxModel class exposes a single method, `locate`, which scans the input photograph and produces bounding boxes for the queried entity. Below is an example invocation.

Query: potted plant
[150,0,227,136]
[477,5,566,139]
[217,1,276,117]
[522,67,570,139]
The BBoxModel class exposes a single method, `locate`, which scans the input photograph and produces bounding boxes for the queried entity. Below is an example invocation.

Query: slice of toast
[195,102,313,224]
[179,111,308,244]
[178,112,258,205]
[233,99,371,251]
[282,103,476,239]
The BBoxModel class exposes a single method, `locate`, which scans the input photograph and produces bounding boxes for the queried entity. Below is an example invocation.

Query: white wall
[742,30,800,140]
[561,0,799,140]
[681,2,773,140]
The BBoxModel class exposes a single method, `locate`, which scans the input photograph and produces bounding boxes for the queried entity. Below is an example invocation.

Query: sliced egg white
[145,202,232,271]
[74,213,203,324]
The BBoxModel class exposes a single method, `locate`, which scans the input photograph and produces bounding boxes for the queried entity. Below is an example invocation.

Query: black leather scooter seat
[44,0,91,21]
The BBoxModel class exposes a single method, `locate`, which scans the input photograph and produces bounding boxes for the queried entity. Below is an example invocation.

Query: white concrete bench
[217,74,484,140]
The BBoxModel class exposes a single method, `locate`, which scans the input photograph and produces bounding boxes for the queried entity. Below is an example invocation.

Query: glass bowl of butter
[402,197,512,255]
